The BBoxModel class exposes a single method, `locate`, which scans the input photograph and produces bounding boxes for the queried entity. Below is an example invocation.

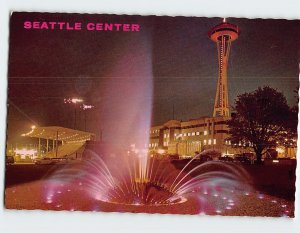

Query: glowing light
[276,147,284,153]
[64,98,83,104]
[272,160,279,163]
[157,149,165,154]
[14,148,37,156]
[223,18,226,23]
[81,104,94,110]
[21,126,37,136]
[258,194,264,199]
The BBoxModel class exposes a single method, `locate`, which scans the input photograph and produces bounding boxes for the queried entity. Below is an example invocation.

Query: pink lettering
[24,21,32,29]
[58,22,66,30]
[131,24,140,32]
[66,23,73,30]
[33,22,40,29]
[96,23,103,30]
[86,23,94,30]
[114,24,121,31]
[104,23,113,31]
[123,24,130,31]
[74,22,82,30]
[48,22,56,29]
[40,22,49,29]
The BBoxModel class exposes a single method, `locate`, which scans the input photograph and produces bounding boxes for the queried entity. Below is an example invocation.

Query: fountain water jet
[45,149,253,210]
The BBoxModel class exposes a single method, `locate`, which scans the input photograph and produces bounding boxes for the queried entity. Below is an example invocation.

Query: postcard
[5,12,298,217]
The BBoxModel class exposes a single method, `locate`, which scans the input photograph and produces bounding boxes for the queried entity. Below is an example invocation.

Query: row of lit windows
[224,140,231,145]
[182,131,208,137]
[164,131,209,139]
[204,139,217,145]
[150,129,160,134]
[149,143,159,148]
[225,140,255,147]
[150,139,217,147]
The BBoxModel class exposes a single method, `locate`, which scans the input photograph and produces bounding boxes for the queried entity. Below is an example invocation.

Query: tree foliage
[227,86,297,163]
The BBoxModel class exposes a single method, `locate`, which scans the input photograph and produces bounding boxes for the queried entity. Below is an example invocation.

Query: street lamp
[80,104,94,131]
[64,98,83,129]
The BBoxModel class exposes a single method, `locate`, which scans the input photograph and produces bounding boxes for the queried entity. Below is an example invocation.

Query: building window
[183,133,187,137]
[204,140,207,145]
[213,139,216,145]
[188,133,191,136]
[208,139,212,145]
[192,132,195,136]
[164,134,167,138]
[196,132,200,135]
[204,130,208,135]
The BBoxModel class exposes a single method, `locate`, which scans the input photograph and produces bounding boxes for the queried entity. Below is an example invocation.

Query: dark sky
[7,12,300,143]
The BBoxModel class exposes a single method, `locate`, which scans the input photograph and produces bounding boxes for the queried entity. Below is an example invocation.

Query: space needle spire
[208,19,240,117]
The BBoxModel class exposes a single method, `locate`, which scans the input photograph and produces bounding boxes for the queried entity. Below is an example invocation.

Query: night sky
[7,12,300,144]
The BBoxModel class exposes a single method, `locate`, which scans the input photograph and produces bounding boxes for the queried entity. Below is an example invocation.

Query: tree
[227,86,297,164]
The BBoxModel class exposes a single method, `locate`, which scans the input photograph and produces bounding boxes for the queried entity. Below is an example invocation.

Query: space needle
[208,18,240,117]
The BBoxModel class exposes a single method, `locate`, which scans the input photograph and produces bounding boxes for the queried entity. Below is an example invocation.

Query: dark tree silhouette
[227,86,297,164]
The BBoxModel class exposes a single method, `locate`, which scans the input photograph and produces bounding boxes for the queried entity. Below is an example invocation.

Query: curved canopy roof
[21,126,95,142]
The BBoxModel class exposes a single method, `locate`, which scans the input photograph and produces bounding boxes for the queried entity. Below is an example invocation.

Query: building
[148,116,297,159]
[149,116,234,157]
[17,126,95,159]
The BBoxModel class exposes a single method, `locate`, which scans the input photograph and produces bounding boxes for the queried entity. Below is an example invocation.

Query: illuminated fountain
[45,149,253,215]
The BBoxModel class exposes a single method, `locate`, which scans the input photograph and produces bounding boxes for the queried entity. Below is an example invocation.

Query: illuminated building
[149,116,232,156]
[20,126,95,158]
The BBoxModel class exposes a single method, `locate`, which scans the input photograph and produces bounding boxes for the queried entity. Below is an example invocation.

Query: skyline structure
[208,19,240,117]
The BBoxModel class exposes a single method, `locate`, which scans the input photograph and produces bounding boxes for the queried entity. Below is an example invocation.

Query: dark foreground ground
[4,160,296,217]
